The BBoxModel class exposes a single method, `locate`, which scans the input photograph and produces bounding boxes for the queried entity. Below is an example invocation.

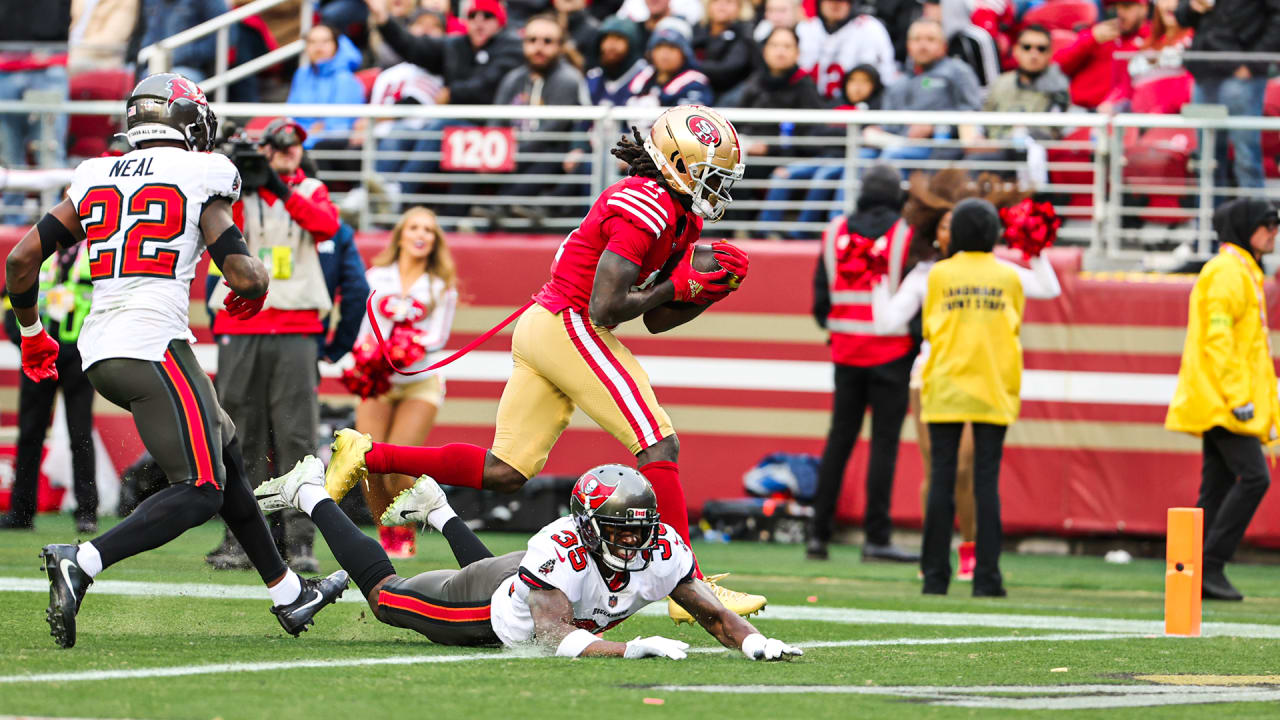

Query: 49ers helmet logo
[166,77,207,107]
[687,115,721,146]
[573,474,614,511]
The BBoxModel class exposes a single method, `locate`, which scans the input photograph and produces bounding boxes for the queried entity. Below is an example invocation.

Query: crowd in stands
[3,0,1280,233]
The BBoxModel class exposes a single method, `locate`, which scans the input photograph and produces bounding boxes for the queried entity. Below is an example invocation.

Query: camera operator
[205,118,339,573]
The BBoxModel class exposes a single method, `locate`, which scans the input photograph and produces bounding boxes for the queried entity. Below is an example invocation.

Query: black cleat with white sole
[271,569,349,636]
[41,544,93,649]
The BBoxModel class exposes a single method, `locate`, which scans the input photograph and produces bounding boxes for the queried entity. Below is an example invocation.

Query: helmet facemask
[589,511,660,572]
[687,156,745,222]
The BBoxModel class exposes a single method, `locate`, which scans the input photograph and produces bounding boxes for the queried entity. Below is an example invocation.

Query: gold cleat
[668,572,767,625]
[326,429,372,502]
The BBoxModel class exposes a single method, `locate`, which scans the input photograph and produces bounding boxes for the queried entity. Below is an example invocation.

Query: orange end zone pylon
[1165,507,1203,637]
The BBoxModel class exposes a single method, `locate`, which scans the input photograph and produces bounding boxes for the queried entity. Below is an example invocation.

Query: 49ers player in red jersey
[319,105,765,622]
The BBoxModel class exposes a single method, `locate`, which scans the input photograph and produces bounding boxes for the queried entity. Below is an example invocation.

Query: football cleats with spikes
[644,105,745,222]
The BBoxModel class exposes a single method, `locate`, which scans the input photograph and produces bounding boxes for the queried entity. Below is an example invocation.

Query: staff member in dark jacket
[0,247,98,533]
[1176,0,1280,193]
[808,164,919,564]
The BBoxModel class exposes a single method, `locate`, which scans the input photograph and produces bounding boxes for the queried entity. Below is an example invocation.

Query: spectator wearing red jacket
[1053,0,1150,110]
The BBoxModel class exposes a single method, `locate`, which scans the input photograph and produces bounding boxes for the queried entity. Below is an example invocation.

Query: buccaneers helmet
[124,73,217,152]
[644,105,745,222]
[569,464,660,572]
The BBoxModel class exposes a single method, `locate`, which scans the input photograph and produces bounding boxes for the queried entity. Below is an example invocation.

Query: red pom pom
[834,233,889,283]
[342,335,394,399]
[1000,198,1061,259]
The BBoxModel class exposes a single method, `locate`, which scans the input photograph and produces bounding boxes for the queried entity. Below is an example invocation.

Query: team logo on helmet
[166,77,207,107]
[573,474,614,511]
[686,115,721,146]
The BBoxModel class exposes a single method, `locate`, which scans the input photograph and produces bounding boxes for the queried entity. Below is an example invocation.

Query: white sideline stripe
[0,344,1180,403]
[4,576,1280,638]
[0,633,1145,685]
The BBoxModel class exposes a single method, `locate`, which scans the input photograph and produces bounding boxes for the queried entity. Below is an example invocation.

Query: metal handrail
[140,0,312,103]
[3,100,1276,267]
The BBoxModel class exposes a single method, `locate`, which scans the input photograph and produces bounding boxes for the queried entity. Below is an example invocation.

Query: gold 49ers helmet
[644,105,745,222]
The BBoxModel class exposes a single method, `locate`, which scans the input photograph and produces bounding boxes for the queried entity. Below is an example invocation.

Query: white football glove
[741,633,803,661]
[623,635,689,660]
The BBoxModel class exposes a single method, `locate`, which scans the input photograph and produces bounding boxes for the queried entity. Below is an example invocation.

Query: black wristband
[207,225,251,269]
[7,282,38,310]
[37,213,78,256]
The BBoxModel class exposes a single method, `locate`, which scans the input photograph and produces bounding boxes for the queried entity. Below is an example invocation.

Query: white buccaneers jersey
[489,516,695,647]
[65,147,241,369]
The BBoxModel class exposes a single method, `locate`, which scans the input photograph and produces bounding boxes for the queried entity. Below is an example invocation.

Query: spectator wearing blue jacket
[288,24,367,148]
[136,0,228,80]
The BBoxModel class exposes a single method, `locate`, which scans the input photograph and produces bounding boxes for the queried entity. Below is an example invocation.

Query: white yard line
[3,576,1280,639]
[0,633,1146,685]
[651,683,1280,710]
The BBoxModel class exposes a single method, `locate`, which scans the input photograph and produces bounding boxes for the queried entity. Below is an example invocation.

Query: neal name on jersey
[65,147,241,370]
[489,516,695,647]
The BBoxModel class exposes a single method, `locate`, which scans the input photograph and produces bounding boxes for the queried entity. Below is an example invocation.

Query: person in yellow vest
[919,198,1024,597]
[1165,197,1278,602]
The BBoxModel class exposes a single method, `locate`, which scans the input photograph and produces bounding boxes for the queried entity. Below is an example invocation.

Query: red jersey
[533,176,702,319]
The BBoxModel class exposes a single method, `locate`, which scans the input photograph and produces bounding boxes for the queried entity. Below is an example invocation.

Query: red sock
[640,460,702,579]
[364,442,486,489]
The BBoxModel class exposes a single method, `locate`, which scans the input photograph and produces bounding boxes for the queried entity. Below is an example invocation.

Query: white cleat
[254,456,325,515]
[381,475,449,528]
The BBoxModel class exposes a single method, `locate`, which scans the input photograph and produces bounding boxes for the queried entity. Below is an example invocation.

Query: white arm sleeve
[1002,255,1062,300]
[872,263,928,335]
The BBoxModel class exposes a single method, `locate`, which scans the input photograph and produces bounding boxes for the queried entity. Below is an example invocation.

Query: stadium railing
[138,0,313,103]
[1,100,1277,267]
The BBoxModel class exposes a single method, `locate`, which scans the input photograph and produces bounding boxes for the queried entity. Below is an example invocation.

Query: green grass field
[3,516,1280,719]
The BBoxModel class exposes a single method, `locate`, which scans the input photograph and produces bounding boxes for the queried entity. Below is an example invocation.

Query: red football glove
[711,241,749,290]
[224,283,268,320]
[669,244,730,303]
[20,329,59,383]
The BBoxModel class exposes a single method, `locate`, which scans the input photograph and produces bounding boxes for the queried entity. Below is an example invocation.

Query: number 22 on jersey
[79,183,187,281]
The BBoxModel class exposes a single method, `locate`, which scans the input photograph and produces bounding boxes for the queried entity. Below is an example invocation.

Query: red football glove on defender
[224,283,268,320]
[21,329,60,382]
[669,244,730,304]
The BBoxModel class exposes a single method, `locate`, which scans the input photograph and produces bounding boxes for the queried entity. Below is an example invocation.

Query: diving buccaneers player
[321,105,763,622]
[256,458,801,660]
[3,73,348,648]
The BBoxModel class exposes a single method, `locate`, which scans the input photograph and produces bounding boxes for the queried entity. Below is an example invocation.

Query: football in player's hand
[689,244,722,274]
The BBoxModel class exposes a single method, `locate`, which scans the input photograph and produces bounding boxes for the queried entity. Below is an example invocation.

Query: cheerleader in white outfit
[356,207,458,558]
[871,172,1061,580]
